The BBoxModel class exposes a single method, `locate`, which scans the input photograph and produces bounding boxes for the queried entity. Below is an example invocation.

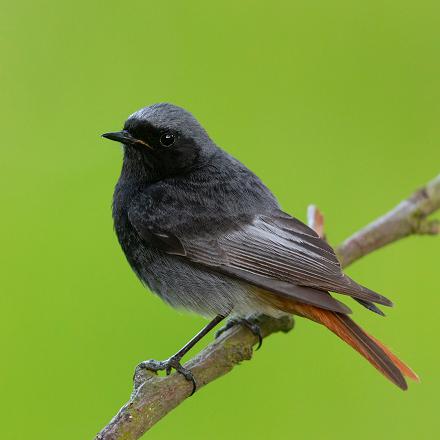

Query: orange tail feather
[367,332,419,382]
[254,288,418,388]
[290,303,417,389]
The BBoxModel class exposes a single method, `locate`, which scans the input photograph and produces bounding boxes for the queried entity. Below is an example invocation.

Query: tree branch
[96,174,440,440]
[336,175,440,267]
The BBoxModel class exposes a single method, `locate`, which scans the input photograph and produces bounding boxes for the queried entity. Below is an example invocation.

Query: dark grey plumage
[108,103,389,318]
[103,103,419,393]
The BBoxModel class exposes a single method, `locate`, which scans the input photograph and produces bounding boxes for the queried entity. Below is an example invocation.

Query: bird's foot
[215,317,263,349]
[137,356,197,395]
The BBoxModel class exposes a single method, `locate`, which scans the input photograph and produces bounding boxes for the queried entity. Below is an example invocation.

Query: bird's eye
[160,132,175,147]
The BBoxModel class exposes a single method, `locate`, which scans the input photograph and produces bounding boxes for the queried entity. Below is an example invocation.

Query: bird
[102,103,418,394]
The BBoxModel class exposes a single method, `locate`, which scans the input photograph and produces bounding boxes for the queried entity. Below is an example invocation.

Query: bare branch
[307,204,325,238]
[96,315,293,440]
[336,174,440,267]
[96,174,440,440]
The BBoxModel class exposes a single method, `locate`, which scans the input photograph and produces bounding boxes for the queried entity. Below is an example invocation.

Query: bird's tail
[293,303,419,390]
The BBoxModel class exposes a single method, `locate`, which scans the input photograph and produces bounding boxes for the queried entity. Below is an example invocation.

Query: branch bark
[96,174,440,440]
[336,175,440,267]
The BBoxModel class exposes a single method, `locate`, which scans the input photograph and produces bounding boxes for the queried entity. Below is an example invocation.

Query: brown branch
[96,174,440,440]
[336,175,440,267]
[96,315,294,440]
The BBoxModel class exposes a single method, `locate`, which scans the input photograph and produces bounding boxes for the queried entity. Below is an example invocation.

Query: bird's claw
[137,356,197,395]
[215,317,263,349]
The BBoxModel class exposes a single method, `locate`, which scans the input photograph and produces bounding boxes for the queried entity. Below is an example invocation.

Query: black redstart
[102,103,417,394]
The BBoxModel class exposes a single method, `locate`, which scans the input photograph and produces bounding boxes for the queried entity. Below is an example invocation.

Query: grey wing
[129,208,391,314]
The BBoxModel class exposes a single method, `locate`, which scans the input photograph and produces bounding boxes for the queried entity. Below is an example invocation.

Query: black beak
[101,130,153,149]
[101,130,136,144]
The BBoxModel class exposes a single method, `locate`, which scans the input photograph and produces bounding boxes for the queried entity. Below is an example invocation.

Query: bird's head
[102,103,216,180]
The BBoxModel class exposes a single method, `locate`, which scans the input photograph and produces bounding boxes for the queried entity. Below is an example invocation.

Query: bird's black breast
[128,155,279,238]
[112,178,154,279]
[112,152,279,273]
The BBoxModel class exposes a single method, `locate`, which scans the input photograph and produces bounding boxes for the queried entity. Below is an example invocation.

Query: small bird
[103,103,418,394]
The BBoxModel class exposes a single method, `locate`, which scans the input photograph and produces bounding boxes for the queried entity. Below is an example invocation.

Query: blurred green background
[1,1,439,439]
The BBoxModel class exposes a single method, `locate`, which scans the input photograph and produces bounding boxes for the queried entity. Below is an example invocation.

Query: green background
[1,1,439,439]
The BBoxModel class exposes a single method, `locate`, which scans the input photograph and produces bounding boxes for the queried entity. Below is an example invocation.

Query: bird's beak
[101,130,153,149]
[101,130,136,144]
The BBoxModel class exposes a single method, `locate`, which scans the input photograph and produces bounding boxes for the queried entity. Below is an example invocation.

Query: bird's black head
[102,103,217,181]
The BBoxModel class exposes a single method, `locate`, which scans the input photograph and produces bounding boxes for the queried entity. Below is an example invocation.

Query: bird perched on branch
[103,103,418,394]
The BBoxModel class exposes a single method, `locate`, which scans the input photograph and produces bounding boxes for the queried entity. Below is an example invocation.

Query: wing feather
[129,208,392,312]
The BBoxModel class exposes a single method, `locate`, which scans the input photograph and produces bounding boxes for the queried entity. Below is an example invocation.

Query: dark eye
[160,132,175,147]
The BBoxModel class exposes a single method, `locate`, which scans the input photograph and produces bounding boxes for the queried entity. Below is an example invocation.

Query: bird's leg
[215,316,263,349]
[137,314,225,395]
